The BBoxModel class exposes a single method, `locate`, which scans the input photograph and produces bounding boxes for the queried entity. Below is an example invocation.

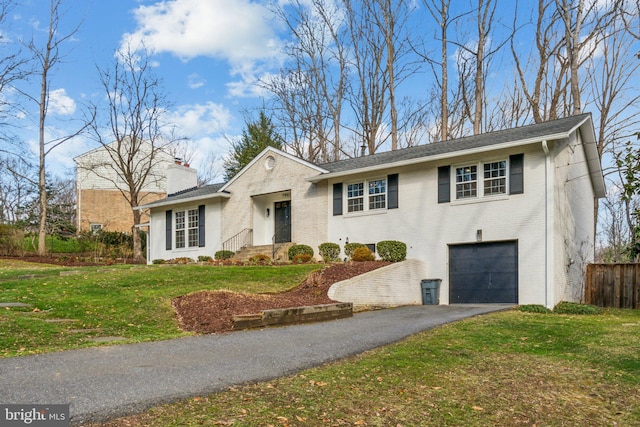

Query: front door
[274,201,291,243]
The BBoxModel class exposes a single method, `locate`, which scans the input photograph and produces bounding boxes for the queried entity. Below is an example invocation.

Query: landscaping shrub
[288,244,314,261]
[344,242,366,258]
[197,255,213,262]
[215,250,235,260]
[248,254,271,264]
[517,304,552,314]
[352,246,375,262]
[152,259,165,264]
[0,224,24,256]
[553,301,602,315]
[377,240,407,262]
[292,254,313,264]
[318,242,340,262]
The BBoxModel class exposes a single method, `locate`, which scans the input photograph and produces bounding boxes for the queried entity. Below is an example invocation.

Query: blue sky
[4,0,288,181]
[3,0,629,185]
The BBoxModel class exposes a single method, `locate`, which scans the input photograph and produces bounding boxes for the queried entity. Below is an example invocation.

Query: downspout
[542,140,552,309]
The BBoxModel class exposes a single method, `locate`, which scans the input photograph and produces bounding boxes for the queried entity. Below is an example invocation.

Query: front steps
[233,243,295,262]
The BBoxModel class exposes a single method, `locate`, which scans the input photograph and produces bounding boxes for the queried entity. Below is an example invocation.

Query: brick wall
[77,189,166,233]
[328,260,427,306]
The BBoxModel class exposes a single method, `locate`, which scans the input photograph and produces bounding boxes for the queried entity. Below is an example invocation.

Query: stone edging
[232,302,353,330]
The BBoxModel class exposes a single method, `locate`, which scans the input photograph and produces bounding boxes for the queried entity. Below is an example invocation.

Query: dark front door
[274,201,291,243]
[449,241,518,303]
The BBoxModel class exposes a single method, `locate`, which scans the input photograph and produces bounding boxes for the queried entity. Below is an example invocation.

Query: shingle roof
[137,183,226,209]
[167,183,225,199]
[316,113,591,174]
[137,113,602,210]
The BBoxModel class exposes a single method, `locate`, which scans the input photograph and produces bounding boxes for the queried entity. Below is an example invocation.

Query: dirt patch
[172,261,390,334]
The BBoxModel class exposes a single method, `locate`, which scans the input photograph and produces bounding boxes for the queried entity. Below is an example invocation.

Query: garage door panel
[449,242,518,304]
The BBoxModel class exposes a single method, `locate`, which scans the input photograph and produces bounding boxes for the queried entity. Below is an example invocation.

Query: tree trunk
[37,30,51,257]
[132,208,143,262]
[440,1,449,141]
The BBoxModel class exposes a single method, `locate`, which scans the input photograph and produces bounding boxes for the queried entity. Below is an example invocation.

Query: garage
[449,241,518,304]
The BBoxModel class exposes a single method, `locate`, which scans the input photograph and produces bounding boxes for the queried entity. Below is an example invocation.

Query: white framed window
[455,160,507,200]
[346,178,388,213]
[455,165,478,199]
[347,182,364,212]
[175,211,186,248]
[483,160,507,195]
[175,208,199,249]
[368,179,387,209]
[188,209,199,247]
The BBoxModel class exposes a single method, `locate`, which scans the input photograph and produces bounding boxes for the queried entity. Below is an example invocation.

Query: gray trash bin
[421,279,441,305]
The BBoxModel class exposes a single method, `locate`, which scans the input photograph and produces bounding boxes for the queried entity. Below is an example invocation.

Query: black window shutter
[387,174,399,209]
[165,210,172,250]
[438,166,451,203]
[333,183,343,216]
[198,205,206,247]
[509,154,524,195]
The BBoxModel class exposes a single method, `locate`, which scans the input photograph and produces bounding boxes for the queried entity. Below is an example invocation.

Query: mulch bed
[172,261,390,334]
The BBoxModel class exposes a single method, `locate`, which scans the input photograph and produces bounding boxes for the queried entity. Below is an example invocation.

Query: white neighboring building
[138,114,605,308]
[74,141,197,233]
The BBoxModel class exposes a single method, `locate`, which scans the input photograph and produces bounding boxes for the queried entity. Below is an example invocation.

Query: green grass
[0,260,321,357]
[92,308,640,427]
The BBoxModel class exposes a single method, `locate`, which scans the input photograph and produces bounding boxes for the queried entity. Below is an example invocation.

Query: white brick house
[138,114,605,308]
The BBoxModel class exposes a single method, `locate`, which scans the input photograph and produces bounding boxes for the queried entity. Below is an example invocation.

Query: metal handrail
[271,225,290,259]
[222,228,253,254]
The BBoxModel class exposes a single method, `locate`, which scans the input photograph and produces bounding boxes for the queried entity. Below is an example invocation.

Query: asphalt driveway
[0,304,511,424]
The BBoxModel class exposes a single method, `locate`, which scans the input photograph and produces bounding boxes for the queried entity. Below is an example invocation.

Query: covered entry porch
[251,190,292,246]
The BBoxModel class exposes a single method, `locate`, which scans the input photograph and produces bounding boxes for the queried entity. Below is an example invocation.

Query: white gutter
[133,192,231,210]
[542,140,553,309]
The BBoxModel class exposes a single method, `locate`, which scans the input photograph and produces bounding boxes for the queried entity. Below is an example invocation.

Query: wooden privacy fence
[586,264,640,309]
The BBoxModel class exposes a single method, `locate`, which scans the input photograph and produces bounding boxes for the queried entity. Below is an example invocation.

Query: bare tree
[86,44,173,261]
[621,0,640,41]
[367,0,415,150]
[421,0,454,141]
[266,0,347,163]
[345,0,386,155]
[20,0,86,255]
[586,12,640,158]
[0,0,31,152]
[556,0,616,116]
[452,0,507,135]
[510,0,567,123]
[0,156,36,224]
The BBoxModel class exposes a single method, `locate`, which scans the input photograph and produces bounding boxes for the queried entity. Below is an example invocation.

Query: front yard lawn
[92,308,640,426]
[0,260,321,357]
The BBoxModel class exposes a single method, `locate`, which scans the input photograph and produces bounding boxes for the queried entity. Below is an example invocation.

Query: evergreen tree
[224,111,283,181]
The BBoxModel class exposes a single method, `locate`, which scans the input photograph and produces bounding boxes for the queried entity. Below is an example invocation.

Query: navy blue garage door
[449,241,518,304]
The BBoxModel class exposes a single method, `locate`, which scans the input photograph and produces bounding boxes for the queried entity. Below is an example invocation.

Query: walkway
[0,304,511,424]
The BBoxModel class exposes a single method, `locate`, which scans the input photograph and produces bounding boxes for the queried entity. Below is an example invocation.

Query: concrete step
[233,243,295,262]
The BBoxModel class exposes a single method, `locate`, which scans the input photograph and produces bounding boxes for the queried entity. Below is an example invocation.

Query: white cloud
[187,73,205,89]
[48,88,76,116]
[166,102,234,137]
[121,0,283,67]
[226,72,272,98]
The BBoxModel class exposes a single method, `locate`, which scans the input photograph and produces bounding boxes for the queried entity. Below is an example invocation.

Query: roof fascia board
[135,192,230,210]
[220,147,329,192]
[576,120,606,198]
[307,133,570,183]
